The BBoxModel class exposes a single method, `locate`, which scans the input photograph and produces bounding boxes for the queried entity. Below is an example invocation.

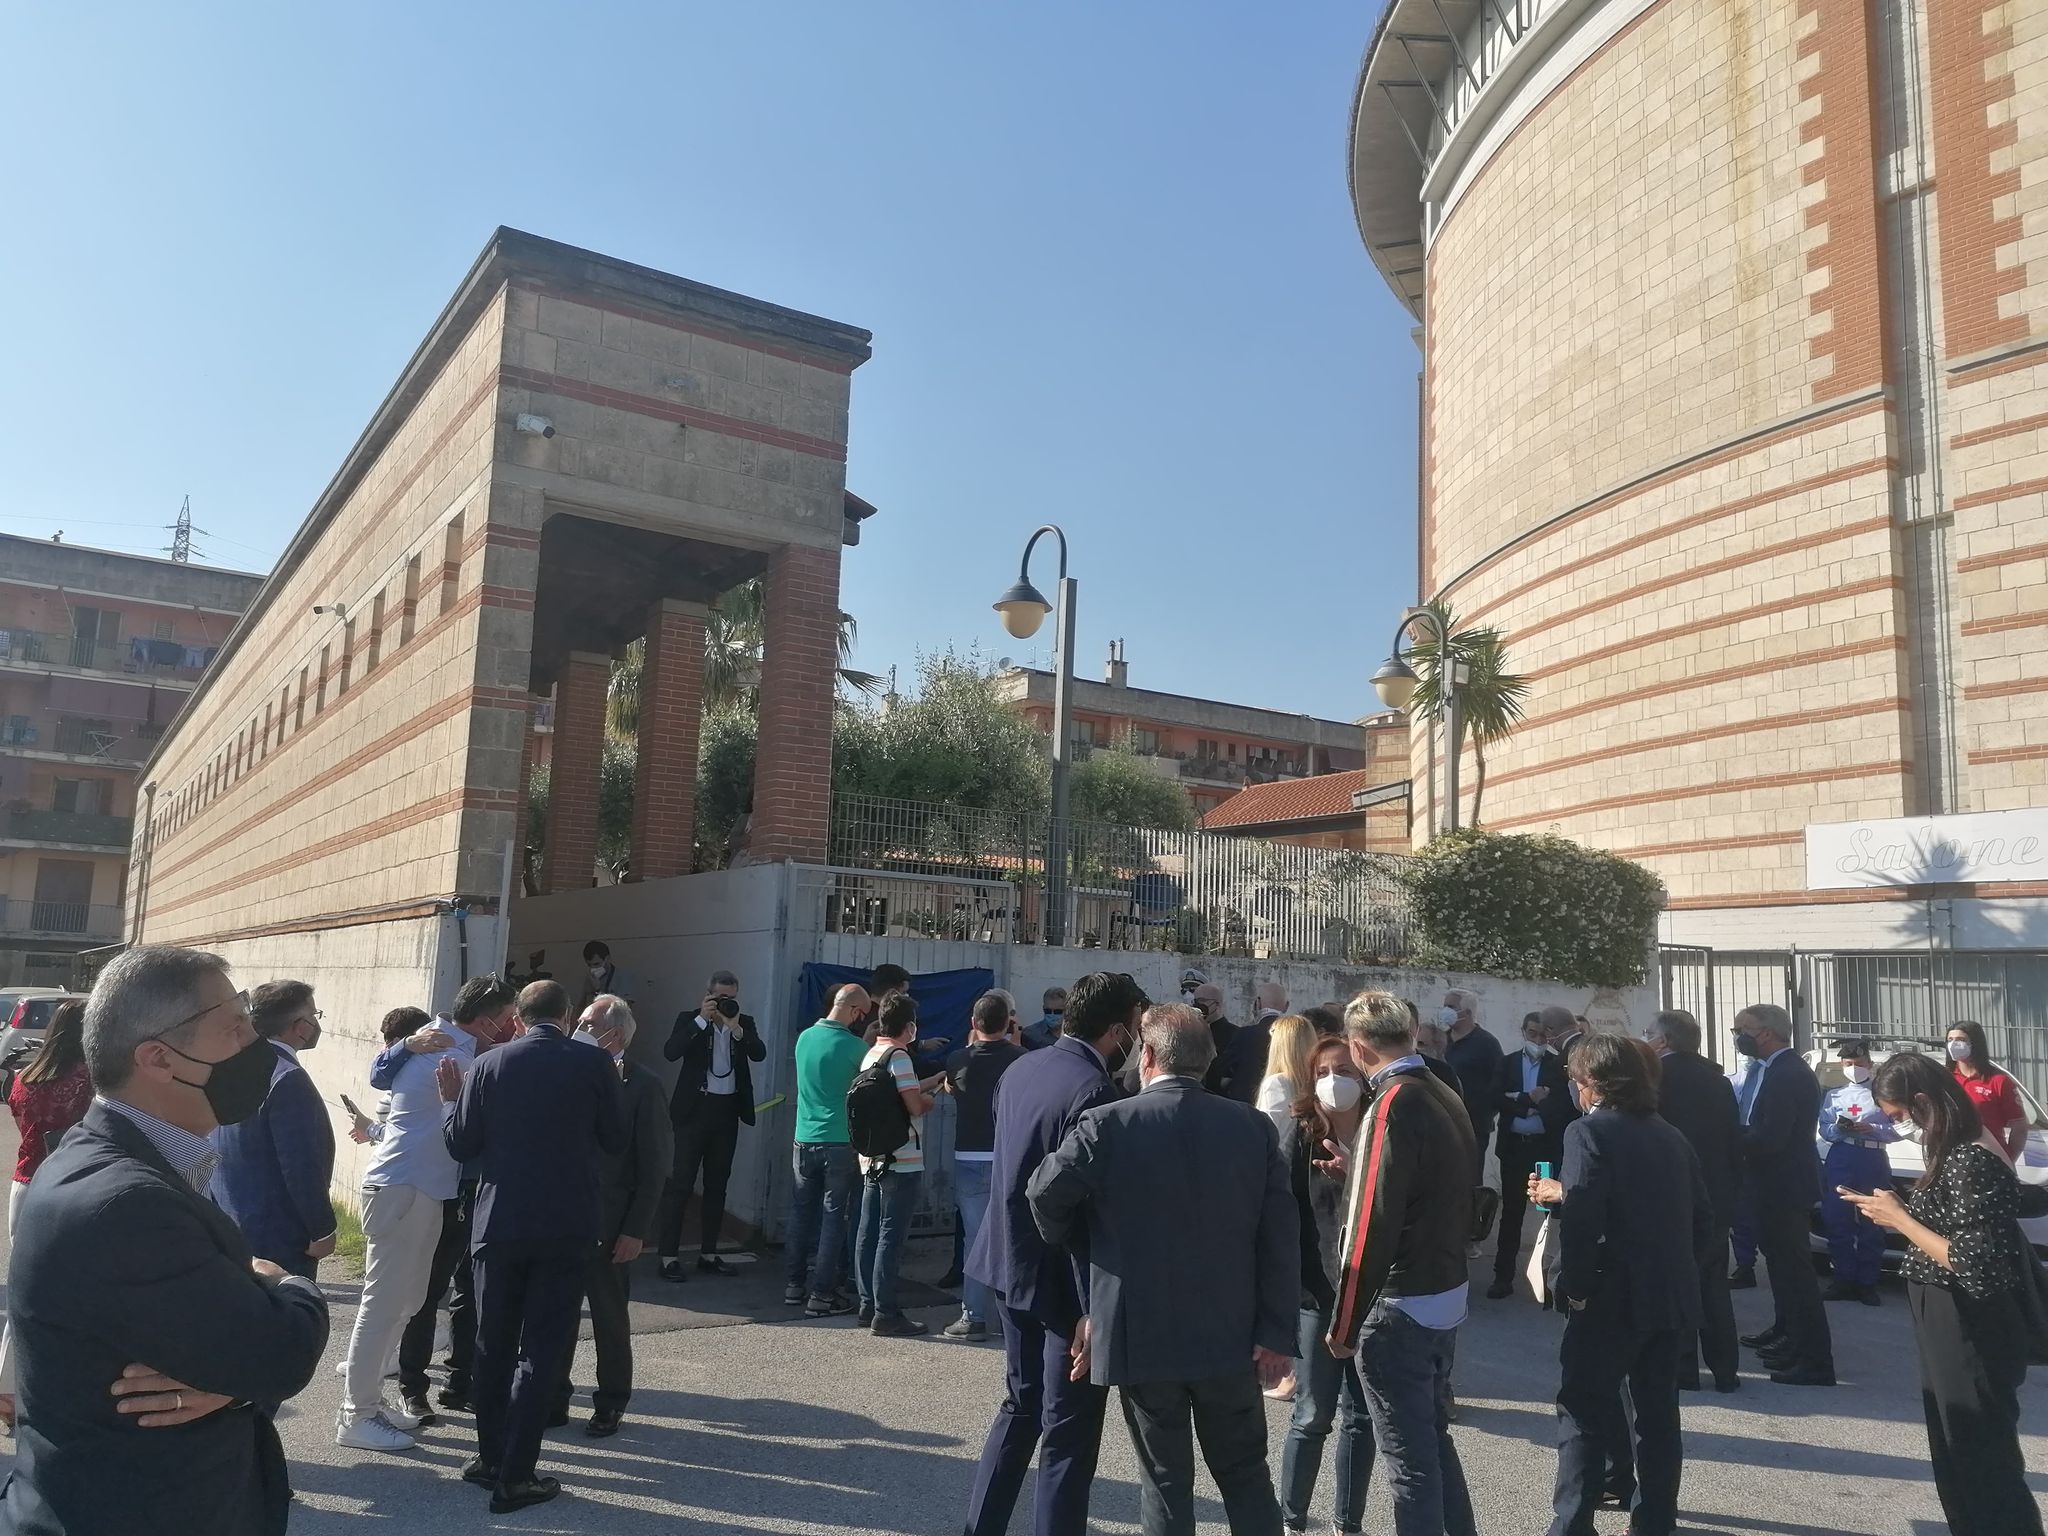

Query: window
[339,621,355,695]
[152,619,176,640]
[401,554,420,644]
[296,667,309,729]
[316,646,330,713]
[1196,738,1218,759]
[1227,742,1238,760]
[261,702,272,758]
[1131,727,1159,754]
[70,606,118,668]
[1072,718,1099,745]
[52,779,103,815]
[440,511,465,617]
[2,715,32,746]
[366,592,385,674]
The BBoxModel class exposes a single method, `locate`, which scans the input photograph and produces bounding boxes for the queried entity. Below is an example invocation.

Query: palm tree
[604,576,880,736]
[1399,600,1531,828]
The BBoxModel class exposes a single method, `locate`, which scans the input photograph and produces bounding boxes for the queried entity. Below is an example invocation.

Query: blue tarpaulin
[797,962,995,1057]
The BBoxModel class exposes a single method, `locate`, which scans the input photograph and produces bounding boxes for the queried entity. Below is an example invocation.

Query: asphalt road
[2,1120,2044,1532]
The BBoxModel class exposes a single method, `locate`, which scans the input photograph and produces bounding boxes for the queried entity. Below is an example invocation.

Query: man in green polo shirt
[784,984,871,1316]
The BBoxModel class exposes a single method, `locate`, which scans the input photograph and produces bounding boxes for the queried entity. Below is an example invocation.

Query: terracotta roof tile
[1200,769,1375,830]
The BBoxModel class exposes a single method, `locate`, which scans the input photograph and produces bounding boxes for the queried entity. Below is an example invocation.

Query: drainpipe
[131,781,158,945]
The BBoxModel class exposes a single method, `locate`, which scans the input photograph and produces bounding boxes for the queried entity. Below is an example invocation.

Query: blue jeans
[1283,1304,1373,1532]
[784,1141,858,1298]
[954,1159,995,1324]
[855,1169,922,1319]
[1821,1142,1889,1288]
[1357,1303,1475,1536]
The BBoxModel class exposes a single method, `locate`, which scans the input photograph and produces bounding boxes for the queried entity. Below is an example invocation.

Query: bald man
[785,986,870,1316]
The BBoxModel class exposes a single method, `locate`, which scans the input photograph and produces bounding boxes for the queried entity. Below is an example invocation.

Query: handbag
[2010,1219,2048,1368]
[1469,1186,1500,1243]
[1525,1212,1556,1305]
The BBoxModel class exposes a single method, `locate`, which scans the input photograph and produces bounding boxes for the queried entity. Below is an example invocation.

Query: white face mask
[1315,1074,1363,1113]
[589,964,607,983]
[572,1026,605,1051]
[1845,1063,1872,1084]
[1523,1040,1546,1060]
[1947,1039,1972,1062]
[1436,1006,1459,1030]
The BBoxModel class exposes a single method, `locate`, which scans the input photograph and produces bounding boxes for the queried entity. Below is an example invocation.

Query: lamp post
[994,525,1076,946]
[1372,606,1469,836]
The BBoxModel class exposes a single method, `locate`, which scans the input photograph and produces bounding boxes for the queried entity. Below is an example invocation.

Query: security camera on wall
[514,413,555,439]
[312,603,347,619]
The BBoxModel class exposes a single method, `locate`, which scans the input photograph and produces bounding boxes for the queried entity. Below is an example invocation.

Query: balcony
[1180,756,1249,786]
[0,898,123,942]
[0,628,210,686]
[3,808,134,849]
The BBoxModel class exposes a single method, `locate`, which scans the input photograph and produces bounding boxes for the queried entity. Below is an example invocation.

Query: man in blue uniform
[1817,1039,1895,1307]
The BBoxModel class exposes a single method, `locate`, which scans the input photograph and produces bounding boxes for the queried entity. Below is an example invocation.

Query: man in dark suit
[210,978,337,1279]
[1189,982,1239,1094]
[1537,1033,1713,1536]
[963,971,1145,1536]
[555,996,672,1436]
[3,945,329,1536]
[1029,1002,1297,1536]
[657,969,766,1280]
[438,980,627,1513]
[1487,1011,1572,1299]
[1647,1009,1743,1392]
[1731,1003,1834,1386]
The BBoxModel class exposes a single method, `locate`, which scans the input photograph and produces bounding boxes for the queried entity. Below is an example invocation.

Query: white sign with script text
[1806,809,2048,891]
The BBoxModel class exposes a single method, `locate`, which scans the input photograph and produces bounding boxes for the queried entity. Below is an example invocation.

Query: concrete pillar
[630,599,707,880]
[544,651,610,892]
[749,542,841,862]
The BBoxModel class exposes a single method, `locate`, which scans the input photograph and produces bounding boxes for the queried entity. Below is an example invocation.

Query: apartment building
[0,534,261,985]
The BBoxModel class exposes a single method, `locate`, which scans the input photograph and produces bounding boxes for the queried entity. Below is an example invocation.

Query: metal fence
[827,793,1412,963]
[1657,947,1798,1066]
[1804,950,2048,1101]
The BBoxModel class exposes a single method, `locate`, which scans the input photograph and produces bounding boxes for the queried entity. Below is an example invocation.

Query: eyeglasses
[151,988,251,1040]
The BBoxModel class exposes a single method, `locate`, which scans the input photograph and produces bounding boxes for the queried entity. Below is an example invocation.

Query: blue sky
[0,1,1418,722]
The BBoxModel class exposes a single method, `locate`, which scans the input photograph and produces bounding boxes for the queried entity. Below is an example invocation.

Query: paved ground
[1,1107,2043,1533]
[234,1241,2048,1532]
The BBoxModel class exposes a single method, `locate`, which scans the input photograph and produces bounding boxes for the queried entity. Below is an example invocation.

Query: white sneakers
[335,1410,415,1453]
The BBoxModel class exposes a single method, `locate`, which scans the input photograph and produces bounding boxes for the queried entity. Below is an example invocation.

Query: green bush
[1404,829,1665,987]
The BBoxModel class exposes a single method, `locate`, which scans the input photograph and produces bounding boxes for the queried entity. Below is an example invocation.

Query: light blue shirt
[1820,1080,1897,1148]
[99,1096,220,1194]
[1367,1056,1469,1331]
[1510,1050,1545,1135]
[363,1026,476,1200]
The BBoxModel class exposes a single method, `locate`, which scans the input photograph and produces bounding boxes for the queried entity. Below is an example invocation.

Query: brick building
[0,536,260,986]
[1351,0,2048,974]
[130,230,870,1167]
[993,644,1408,823]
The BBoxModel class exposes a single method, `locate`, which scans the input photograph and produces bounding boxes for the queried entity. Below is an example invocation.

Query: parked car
[1804,1039,2048,1261]
[3,991,85,1048]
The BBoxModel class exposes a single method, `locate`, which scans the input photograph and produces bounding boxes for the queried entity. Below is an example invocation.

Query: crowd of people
[0,943,2042,1535]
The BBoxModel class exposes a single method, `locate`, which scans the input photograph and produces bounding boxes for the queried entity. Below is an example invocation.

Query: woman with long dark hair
[1843,1052,2043,1534]
[1945,1019,2030,1161]
[8,999,91,1231]
[1279,1036,1375,1535]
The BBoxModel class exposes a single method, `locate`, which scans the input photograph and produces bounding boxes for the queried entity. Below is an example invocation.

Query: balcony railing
[0,628,214,682]
[4,808,134,847]
[52,720,134,760]
[0,899,123,941]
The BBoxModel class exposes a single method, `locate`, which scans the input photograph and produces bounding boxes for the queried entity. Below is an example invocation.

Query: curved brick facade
[1354,0,2048,931]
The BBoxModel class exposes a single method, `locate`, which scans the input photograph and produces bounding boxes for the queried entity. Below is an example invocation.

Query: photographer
[657,970,765,1280]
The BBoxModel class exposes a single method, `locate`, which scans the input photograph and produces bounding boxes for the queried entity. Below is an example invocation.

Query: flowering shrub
[1403,829,1666,987]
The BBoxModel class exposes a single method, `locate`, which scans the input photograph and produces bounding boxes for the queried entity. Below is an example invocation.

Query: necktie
[1737,1063,1764,1124]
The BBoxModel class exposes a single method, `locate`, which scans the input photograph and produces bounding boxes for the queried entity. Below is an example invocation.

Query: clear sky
[0,1,1418,723]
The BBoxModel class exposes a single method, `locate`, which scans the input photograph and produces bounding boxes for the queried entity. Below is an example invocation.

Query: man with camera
[657,970,766,1281]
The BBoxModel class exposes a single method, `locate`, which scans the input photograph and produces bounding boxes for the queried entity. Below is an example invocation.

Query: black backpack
[846,1048,915,1168]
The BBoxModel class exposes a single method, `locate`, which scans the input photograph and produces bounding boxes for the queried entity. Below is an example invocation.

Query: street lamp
[1373,606,1468,835]
[993,525,1076,946]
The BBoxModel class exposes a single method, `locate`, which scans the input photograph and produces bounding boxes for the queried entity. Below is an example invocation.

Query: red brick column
[749,542,841,862]
[543,651,610,892]
[630,599,706,880]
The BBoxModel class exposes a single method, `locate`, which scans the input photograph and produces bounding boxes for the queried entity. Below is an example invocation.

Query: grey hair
[1141,1002,1216,1078]
[1651,1009,1701,1055]
[1444,988,1477,1020]
[1737,1002,1793,1044]
[1042,986,1068,1011]
[85,944,233,1092]
[708,970,739,991]
[1342,990,1414,1051]
[1538,1004,1577,1039]
[587,993,637,1047]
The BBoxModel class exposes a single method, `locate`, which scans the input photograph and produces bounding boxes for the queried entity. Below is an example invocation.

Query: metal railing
[1803,950,2048,1102]
[52,719,134,760]
[0,628,211,681]
[4,808,134,847]
[827,793,1412,962]
[0,899,123,940]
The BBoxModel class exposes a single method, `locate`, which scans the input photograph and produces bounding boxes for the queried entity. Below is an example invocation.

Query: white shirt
[699,1014,737,1096]
[1366,1056,1469,1331]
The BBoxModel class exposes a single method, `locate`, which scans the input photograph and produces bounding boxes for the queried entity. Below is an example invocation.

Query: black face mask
[1733,1032,1761,1059]
[164,1036,277,1125]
